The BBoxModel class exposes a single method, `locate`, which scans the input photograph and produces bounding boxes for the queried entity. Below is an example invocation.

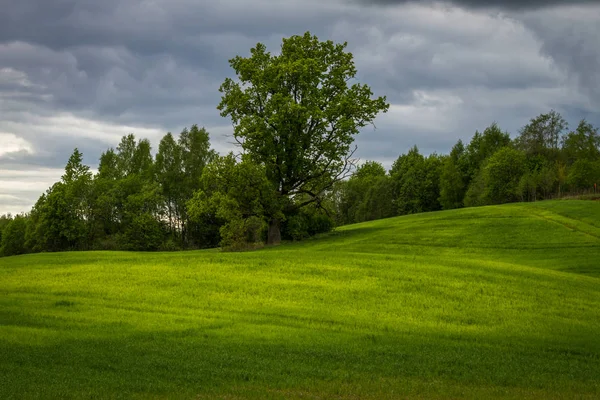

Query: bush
[283,211,334,241]
[285,214,310,241]
[308,214,334,236]
[92,234,125,251]
[159,238,182,252]
[220,216,267,251]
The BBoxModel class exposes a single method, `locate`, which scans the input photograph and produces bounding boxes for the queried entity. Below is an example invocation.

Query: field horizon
[1,200,600,399]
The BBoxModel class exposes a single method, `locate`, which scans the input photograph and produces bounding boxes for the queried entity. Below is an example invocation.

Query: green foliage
[439,140,467,210]
[391,147,443,215]
[218,31,389,242]
[516,110,567,161]
[391,146,425,214]
[122,179,165,252]
[282,205,334,241]
[179,125,216,196]
[483,147,527,204]
[562,119,600,165]
[517,170,540,202]
[115,134,154,177]
[124,212,166,251]
[285,214,312,240]
[439,159,465,209]
[354,160,387,179]
[62,148,92,184]
[91,233,126,251]
[0,214,28,256]
[463,168,488,207]
[156,132,184,234]
[464,123,511,181]
[219,214,267,251]
[517,163,557,202]
[567,159,600,191]
[538,164,558,198]
[460,124,521,208]
[158,238,182,252]
[356,175,395,222]
[420,154,444,211]
[187,154,277,250]
[28,161,92,253]
[178,125,217,246]
[0,214,12,247]
[333,161,394,225]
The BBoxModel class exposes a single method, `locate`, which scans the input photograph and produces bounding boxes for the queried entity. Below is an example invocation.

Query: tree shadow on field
[309,226,391,245]
[256,226,391,253]
[1,321,599,400]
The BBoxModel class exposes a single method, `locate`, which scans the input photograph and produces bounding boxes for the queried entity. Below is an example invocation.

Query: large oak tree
[217,32,389,244]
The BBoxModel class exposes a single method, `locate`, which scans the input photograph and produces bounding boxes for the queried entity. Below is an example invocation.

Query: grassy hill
[1,200,599,399]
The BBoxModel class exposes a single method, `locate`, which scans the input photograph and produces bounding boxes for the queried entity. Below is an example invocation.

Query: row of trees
[0,126,339,256]
[1,110,598,257]
[2,110,597,257]
[333,111,600,226]
[1,32,389,256]
[1,33,599,256]
[1,127,212,255]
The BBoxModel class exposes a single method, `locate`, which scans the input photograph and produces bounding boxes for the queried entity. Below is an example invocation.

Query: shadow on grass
[252,226,391,253]
[307,226,393,244]
[1,322,599,399]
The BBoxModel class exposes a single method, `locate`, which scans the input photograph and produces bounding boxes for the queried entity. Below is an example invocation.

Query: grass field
[1,200,600,399]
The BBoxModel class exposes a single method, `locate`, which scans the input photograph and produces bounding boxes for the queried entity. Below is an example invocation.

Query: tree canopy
[217,31,389,244]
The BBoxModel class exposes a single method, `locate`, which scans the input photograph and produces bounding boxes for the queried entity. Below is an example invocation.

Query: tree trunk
[267,218,281,245]
[558,184,561,198]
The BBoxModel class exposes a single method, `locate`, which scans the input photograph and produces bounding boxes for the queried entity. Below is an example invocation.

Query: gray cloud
[352,0,600,107]
[1,0,600,214]
[354,0,600,11]
[519,7,600,105]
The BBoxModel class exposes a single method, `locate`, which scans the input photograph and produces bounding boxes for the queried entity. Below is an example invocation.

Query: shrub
[159,238,182,252]
[285,214,310,241]
[220,216,267,252]
[283,211,334,241]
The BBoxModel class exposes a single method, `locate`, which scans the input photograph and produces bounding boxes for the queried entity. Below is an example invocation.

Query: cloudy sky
[1,0,599,215]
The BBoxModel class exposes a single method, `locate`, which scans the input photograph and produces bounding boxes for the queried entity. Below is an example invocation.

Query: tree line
[2,109,598,257]
[332,111,600,226]
[1,32,599,257]
[0,126,337,256]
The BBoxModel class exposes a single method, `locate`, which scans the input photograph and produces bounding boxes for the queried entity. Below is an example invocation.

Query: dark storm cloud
[0,0,581,130]
[356,0,600,10]
[519,8,600,105]
[1,0,600,215]
[0,1,340,55]
[359,0,600,100]
[0,40,222,127]
[0,0,349,129]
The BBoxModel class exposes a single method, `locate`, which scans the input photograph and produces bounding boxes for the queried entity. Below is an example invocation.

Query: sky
[1,0,600,215]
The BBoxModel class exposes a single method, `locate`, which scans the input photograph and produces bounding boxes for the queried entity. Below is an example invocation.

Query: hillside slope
[304,200,600,277]
[1,200,599,399]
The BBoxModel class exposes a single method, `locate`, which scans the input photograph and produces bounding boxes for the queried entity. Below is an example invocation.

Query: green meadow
[1,200,599,399]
